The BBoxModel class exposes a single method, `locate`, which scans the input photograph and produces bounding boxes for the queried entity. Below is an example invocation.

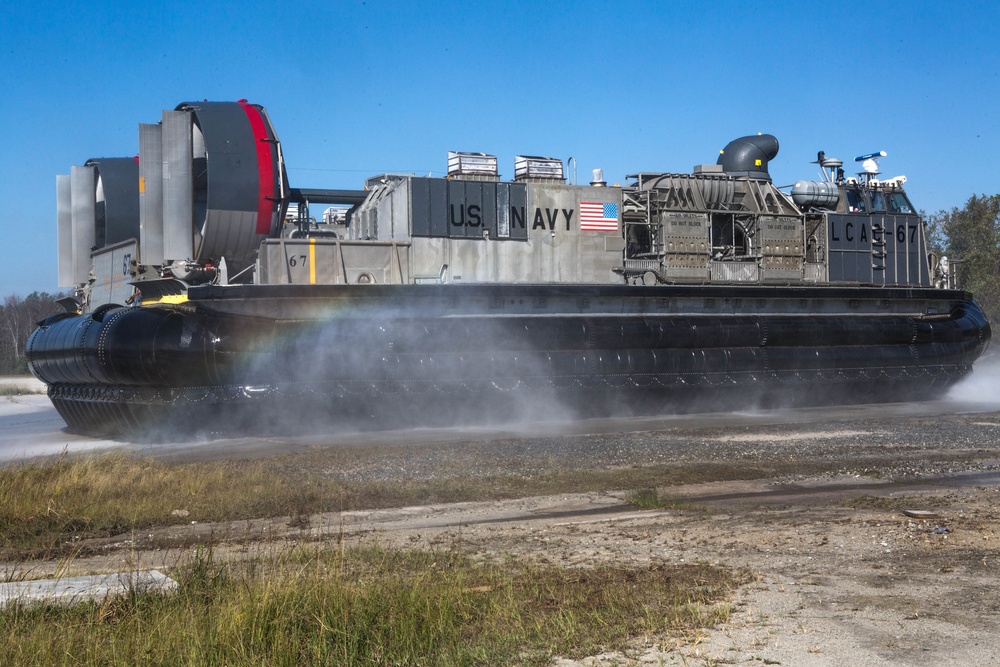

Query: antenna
[812,150,843,183]
[855,150,886,183]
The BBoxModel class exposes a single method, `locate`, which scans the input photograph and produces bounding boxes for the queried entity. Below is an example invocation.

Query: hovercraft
[27,101,991,436]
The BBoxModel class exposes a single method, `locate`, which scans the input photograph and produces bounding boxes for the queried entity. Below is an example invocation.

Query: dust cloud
[947,356,1000,406]
[0,395,119,463]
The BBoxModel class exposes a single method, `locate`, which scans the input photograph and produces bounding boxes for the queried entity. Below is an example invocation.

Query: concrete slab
[0,394,121,462]
[0,570,178,608]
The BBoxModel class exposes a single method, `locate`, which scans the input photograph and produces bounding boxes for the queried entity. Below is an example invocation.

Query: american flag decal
[580,201,619,232]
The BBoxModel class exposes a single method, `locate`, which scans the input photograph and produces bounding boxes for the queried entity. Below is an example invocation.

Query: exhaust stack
[717,134,779,181]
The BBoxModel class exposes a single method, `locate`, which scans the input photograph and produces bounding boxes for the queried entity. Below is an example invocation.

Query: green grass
[0,546,748,666]
[628,488,694,511]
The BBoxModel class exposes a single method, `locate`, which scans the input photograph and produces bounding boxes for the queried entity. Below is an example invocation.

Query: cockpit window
[845,187,867,213]
[870,190,886,212]
[889,192,913,214]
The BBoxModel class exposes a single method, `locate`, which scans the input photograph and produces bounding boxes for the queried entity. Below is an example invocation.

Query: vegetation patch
[1,446,981,560]
[0,545,748,666]
[0,384,43,397]
[628,488,694,511]
[0,452,323,558]
[0,449,835,559]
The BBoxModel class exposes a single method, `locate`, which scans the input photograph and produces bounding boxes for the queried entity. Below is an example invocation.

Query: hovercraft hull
[27,283,991,437]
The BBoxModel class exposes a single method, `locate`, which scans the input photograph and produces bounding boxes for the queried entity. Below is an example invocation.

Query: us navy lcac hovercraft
[27,100,991,437]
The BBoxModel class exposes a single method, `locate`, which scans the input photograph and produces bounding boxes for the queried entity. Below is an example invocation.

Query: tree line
[1,195,997,375]
[0,292,65,375]
[924,194,1000,326]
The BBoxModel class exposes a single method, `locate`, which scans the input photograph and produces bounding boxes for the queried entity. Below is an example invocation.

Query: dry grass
[0,452,325,558]
[628,488,695,511]
[0,449,824,559]
[0,441,758,664]
[0,385,43,397]
[0,444,936,561]
[0,544,749,666]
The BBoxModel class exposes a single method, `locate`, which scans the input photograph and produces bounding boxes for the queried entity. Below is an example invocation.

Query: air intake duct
[717,134,779,181]
[84,157,140,249]
[166,100,287,275]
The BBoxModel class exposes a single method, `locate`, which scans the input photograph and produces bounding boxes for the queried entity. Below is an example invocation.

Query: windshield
[845,187,867,213]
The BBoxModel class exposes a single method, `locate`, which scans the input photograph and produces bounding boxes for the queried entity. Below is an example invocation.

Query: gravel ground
[306,413,1000,485]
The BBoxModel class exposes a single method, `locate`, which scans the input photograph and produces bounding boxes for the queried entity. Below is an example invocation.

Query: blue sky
[1,0,997,296]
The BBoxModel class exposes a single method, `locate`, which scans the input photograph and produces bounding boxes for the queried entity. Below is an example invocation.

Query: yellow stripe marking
[145,294,188,305]
[309,238,316,284]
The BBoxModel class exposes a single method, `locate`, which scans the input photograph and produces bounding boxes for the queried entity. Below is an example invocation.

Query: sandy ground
[5,373,1000,665]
